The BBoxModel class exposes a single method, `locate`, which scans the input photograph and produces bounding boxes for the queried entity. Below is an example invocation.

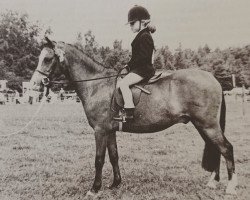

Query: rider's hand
[125,64,130,72]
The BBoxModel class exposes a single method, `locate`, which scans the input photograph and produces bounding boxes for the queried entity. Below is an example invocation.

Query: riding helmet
[128,5,150,23]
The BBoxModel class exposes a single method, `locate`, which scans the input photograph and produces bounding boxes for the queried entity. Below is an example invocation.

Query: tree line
[0,10,249,92]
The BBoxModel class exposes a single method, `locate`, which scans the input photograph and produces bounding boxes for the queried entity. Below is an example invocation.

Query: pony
[30,38,237,198]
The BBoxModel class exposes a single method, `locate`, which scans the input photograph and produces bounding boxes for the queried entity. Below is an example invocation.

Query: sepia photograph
[0,0,249,199]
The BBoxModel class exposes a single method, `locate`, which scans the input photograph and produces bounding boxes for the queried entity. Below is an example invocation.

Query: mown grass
[0,98,249,200]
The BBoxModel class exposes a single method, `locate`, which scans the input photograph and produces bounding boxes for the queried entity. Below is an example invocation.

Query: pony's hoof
[225,173,238,195]
[84,190,103,199]
[206,180,217,189]
[206,172,217,189]
[108,182,121,190]
[108,179,121,190]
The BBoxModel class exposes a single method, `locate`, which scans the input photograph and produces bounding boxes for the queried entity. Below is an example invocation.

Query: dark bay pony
[30,39,237,197]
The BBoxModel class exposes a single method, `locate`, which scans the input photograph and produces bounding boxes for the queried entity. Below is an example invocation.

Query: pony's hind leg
[206,159,220,189]
[194,123,237,194]
[222,138,237,195]
[213,134,237,194]
[195,127,221,189]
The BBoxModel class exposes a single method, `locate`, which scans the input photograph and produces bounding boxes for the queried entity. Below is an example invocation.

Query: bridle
[35,37,128,95]
[36,69,50,77]
[36,69,50,85]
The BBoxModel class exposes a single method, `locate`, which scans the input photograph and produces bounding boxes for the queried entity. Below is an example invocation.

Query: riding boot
[113,108,134,122]
[124,108,134,120]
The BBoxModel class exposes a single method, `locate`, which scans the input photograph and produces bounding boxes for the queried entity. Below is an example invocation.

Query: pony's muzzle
[32,84,43,92]
[31,80,44,92]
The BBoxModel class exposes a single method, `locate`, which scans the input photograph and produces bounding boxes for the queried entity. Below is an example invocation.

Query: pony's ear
[44,37,55,49]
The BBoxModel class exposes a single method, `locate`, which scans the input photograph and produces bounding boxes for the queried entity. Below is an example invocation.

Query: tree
[75,32,84,50]
[84,30,98,54]
[214,63,233,91]
[103,40,129,70]
[241,60,250,87]
[99,46,110,61]
[0,10,41,91]
[174,43,186,69]
[156,46,175,70]
[153,53,164,70]
[203,44,211,54]
[83,30,102,62]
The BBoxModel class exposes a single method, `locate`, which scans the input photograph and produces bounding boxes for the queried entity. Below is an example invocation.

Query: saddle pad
[148,73,162,84]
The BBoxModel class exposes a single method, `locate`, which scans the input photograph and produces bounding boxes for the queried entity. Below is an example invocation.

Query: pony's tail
[220,92,226,134]
[202,92,226,172]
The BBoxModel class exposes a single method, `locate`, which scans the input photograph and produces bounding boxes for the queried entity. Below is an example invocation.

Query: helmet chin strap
[139,20,141,31]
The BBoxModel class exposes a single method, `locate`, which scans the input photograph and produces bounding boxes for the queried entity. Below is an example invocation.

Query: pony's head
[30,37,66,91]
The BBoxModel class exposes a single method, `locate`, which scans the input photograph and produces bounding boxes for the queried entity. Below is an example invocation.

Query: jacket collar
[131,27,149,46]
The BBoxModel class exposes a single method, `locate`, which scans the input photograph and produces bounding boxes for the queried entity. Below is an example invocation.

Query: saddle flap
[111,73,162,111]
[113,86,142,109]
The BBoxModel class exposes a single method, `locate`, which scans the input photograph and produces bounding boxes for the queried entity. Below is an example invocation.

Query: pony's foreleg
[90,131,108,193]
[107,131,121,189]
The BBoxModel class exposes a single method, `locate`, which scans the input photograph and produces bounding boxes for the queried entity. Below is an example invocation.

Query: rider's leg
[118,72,144,108]
[113,73,144,121]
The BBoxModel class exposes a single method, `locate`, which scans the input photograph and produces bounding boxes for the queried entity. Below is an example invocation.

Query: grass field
[0,98,249,200]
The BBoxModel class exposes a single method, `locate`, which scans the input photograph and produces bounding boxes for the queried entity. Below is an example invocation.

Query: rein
[36,67,128,86]
[49,73,127,85]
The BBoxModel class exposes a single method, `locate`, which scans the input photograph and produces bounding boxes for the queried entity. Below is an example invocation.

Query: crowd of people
[0,88,80,105]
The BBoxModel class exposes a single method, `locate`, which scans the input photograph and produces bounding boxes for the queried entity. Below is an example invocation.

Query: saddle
[111,73,162,112]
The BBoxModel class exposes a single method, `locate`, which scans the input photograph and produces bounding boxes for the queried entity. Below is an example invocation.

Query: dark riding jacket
[128,27,155,79]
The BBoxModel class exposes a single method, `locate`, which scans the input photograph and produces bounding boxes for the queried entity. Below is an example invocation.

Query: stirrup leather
[113,109,134,122]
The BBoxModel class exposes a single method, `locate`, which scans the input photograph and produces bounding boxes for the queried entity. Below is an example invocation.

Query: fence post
[232,74,237,101]
[242,85,246,116]
[232,74,236,88]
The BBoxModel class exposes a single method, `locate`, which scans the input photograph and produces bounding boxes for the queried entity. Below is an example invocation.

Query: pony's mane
[67,43,111,70]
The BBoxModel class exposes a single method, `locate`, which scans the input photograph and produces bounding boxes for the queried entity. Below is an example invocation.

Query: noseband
[36,69,50,77]
[35,69,50,86]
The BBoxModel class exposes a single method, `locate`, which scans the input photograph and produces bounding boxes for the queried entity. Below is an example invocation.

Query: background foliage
[1,10,250,92]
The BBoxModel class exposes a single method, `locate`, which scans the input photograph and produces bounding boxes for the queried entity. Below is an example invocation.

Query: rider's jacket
[128,27,155,79]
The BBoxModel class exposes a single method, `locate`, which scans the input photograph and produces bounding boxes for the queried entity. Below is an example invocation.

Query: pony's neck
[65,44,115,81]
[62,44,116,110]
